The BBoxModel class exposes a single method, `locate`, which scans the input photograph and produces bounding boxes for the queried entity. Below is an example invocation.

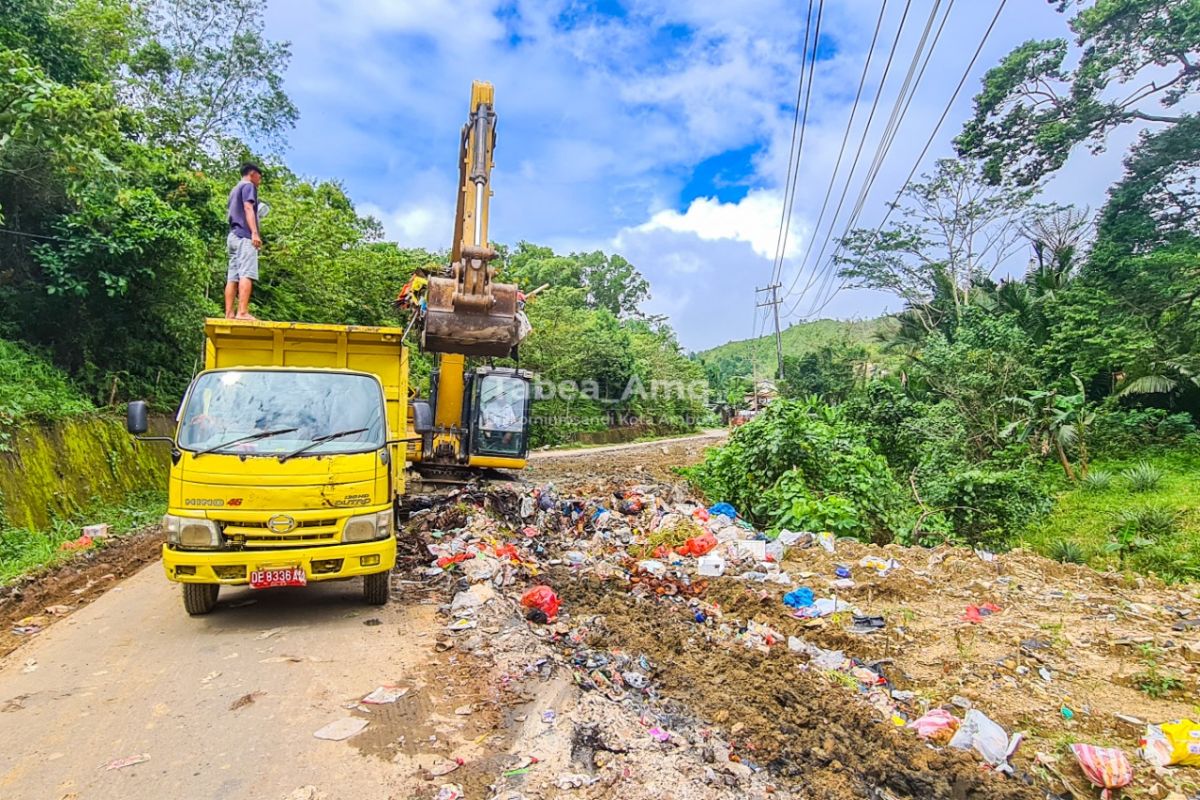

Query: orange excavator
[405,81,533,485]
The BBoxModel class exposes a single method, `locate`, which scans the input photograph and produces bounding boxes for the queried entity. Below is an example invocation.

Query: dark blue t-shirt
[227,180,259,239]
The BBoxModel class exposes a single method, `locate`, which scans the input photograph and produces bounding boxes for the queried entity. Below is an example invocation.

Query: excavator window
[470,372,530,457]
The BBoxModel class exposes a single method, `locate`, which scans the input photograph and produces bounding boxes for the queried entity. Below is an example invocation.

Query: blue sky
[265,0,1137,352]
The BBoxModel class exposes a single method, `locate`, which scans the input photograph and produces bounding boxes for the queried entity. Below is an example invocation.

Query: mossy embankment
[0,414,171,531]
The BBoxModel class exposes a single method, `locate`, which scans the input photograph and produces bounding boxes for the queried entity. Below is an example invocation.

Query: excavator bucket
[421,245,521,357]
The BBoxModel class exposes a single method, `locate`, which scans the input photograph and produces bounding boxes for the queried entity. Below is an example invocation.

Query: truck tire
[182,583,219,615]
[363,571,390,605]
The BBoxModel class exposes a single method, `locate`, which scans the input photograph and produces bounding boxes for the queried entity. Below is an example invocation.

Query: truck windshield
[178,371,386,457]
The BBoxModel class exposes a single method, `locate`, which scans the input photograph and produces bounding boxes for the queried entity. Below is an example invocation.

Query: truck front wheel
[363,571,390,605]
[182,583,220,615]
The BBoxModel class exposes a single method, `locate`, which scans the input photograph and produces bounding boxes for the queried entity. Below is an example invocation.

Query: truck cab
[128,319,408,615]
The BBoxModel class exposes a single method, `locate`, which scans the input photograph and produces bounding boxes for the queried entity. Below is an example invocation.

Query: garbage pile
[406,479,1200,799]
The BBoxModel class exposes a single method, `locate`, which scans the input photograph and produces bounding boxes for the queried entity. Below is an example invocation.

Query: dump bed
[203,318,409,466]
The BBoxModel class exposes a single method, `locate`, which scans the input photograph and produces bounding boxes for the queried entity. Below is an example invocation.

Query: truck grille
[218,518,341,548]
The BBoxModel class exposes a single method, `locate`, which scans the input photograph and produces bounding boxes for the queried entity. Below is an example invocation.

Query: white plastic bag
[948,709,1022,774]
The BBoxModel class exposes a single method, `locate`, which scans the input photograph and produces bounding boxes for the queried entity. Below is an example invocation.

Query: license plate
[249,567,307,589]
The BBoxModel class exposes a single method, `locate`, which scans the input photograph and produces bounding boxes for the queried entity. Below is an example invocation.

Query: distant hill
[694,317,894,375]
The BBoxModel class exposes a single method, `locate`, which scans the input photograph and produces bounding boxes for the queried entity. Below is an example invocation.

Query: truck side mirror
[127,400,149,435]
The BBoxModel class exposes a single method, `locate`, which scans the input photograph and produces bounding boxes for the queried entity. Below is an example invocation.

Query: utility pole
[756,283,785,380]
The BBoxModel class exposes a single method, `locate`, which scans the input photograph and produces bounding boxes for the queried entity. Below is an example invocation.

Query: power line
[796,0,1011,321]
[773,0,825,285]
[768,0,817,285]
[755,283,785,379]
[787,0,890,294]
[777,0,915,305]
[789,0,952,318]
[0,227,63,242]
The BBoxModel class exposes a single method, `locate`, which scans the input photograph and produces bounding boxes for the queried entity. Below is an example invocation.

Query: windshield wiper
[194,427,299,458]
[277,428,370,463]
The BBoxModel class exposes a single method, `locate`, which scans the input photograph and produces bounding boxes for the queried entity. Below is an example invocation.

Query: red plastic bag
[1070,744,1132,799]
[521,585,560,622]
[436,552,474,569]
[962,602,1002,623]
[60,534,94,551]
[676,532,718,557]
[495,543,519,560]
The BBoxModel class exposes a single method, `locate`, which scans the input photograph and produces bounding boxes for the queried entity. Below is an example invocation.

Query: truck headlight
[343,511,391,543]
[163,515,222,549]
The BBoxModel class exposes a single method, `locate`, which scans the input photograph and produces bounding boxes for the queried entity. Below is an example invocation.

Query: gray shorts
[226,231,259,282]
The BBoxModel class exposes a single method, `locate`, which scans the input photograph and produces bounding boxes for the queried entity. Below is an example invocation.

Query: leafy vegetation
[690,0,1200,576]
[0,489,164,584]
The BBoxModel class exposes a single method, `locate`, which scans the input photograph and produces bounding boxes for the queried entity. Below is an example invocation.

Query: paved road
[0,568,467,800]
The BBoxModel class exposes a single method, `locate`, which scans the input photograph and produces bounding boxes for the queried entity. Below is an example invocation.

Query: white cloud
[625,190,806,262]
[358,201,452,250]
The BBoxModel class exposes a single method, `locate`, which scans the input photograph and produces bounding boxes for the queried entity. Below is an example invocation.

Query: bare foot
[235,313,258,321]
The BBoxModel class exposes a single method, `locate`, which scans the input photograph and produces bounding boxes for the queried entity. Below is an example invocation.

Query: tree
[122,0,298,161]
[835,159,1037,334]
[957,0,1200,186]
[779,343,866,403]
[502,242,649,317]
[1004,376,1095,480]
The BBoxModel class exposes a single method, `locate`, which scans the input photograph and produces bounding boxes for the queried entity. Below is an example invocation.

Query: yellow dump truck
[126,319,411,614]
[126,81,535,616]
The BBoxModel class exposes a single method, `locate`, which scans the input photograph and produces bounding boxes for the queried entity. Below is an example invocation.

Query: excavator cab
[406,81,534,485]
[467,367,532,459]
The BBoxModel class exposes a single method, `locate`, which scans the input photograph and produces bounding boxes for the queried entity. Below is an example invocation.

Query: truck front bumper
[162,537,396,585]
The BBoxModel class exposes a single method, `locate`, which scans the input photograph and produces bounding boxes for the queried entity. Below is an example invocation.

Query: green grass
[1023,449,1200,582]
[0,490,165,584]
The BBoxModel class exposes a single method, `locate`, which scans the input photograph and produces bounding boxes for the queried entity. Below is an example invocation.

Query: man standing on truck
[225,162,263,320]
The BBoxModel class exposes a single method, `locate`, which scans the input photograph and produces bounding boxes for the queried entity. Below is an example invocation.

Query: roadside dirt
[0,526,163,658]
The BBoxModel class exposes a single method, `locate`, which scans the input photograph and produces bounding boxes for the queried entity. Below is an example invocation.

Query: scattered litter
[201,671,221,684]
[948,709,1022,774]
[696,555,726,577]
[520,586,560,622]
[648,727,670,742]
[910,709,959,742]
[1141,719,1200,767]
[782,587,814,608]
[454,705,473,716]
[313,717,368,741]
[362,618,382,627]
[60,534,94,552]
[82,523,111,539]
[229,692,264,711]
[858,556,900,577]
[447,619,477,631]
[362,686,409,705]
[259,655,304,664]
[707,502,738,518]
[1071,744,1133,798]
[103,754,150,770]
[429,758,464,777]
[433,784,463,800]
[554,774,601,789]
[817,531,836,552]
[962,603,1002,623]
[541,710,557,724]
[21,659,37,674]
[44,604,72,616]
[848,615,886,634]
[255,627,283,640]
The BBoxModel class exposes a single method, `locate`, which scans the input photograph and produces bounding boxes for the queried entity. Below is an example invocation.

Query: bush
[1123,461,1165,493]
[685,397,912,542]
[1090,406,1198,455]
[1081,469,1113,491]
[912,461,1052,550]
[1048,539,1087,564]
